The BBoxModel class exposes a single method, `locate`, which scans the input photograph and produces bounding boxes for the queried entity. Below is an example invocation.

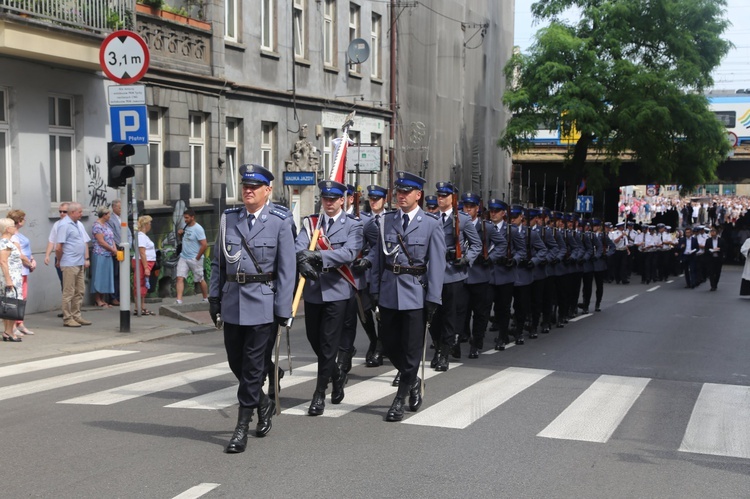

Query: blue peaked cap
[240,164,274,185]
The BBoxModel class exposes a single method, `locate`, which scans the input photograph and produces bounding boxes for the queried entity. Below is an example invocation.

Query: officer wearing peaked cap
[456,191,492,358]
[425,195,439,213]
[296,180,363,416]
[209,164,296,453]
[525,208,549,338]
[430,182,481,371]
[367,171,445,422]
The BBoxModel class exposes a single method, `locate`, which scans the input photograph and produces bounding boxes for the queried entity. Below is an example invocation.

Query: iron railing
[0,0,135,34]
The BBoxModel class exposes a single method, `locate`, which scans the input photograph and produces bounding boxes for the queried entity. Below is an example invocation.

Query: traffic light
[107,142,135,188]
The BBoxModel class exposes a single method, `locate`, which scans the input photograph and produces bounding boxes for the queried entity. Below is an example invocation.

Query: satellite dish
[347,38,370,65]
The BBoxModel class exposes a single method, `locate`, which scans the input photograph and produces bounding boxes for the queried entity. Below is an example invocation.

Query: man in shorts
[175,208,208,304]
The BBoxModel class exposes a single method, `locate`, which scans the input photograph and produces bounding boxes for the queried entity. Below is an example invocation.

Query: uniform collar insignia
[261,214,267,220]
[417,216,422,221]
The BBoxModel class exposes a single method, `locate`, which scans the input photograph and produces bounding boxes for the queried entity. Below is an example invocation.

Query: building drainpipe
[389,0,397,207]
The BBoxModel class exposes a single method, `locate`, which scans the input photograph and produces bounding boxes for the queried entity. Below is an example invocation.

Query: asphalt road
[2,266,749,498]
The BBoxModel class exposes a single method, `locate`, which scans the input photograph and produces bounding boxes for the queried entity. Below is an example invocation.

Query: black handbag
[0,288,26,321]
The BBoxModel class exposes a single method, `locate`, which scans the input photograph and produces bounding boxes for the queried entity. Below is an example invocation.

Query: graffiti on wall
[87,155,108,208]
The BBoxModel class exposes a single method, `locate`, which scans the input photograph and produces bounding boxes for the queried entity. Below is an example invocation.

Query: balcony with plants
[0,0,134,34]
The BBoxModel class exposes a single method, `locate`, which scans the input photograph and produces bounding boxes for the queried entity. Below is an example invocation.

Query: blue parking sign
[110,105,148,145]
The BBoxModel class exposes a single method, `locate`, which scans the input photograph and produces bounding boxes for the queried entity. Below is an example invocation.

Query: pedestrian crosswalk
[3,349,750,460]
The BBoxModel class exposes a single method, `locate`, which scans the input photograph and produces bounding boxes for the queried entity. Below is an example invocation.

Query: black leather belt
[227,272,275,283]
[385,263,426,276]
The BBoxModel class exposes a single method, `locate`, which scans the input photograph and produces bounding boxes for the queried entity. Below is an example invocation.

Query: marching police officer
[431,182,481,371]
[368,171,445,422]
[425,195,439,214]
[208,164,296,454]
[486,199,514,349]
[296,180,363,416]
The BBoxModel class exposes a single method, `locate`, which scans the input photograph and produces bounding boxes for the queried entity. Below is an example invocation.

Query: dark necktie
[442,213,447,225]
[327,217,334,234]
[247,214,255,230]
[402,214,409,232]
[375,214,380,227]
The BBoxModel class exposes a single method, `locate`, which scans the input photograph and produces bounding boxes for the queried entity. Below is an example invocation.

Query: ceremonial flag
[330,136,352,184]
[578,178,587,194]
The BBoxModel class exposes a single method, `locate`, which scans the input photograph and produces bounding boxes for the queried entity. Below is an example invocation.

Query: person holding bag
[0,218,24,342]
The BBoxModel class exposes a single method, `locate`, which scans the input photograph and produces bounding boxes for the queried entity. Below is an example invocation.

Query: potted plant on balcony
[136,0,210,30]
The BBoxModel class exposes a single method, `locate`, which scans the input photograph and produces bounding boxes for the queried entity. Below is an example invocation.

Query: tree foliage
[499,0,733,191]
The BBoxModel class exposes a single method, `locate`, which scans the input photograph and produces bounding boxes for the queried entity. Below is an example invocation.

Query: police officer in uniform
[591,219,608,311]
[296,180,363,416]
[487,199,513,349]
[208,164,296,454]
[368,171,445,422]
[425,195,439,213]
[526,208,549,337]
[456,192,493,358]
[509,205,530,344]
[431,182,481,371]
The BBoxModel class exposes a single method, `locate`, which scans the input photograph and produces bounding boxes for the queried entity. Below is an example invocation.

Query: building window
[189,113,206,202]
[323,128,336,178]
[48,94,75,204]
[371,13,381,78]
[262,0,276,51]
[0,88,9,206]
[225,0,238,42]
[136,108,163,204]
[226,118,240,201]
[349,3,360,73]
[323,0,336,67]
[261,122,276,179]
[293,0,307,59]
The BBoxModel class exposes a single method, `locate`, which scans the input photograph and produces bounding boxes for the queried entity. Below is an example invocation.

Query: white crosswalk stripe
[537,375,650,443]
[404,367,553,429]
[679,383,750,459]
[58,363,231,405]
[0,352,211,403]
[282,363,461,417]
[0,350,138,379]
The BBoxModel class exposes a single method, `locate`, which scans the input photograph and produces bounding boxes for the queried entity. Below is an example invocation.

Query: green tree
[499,0,733,192]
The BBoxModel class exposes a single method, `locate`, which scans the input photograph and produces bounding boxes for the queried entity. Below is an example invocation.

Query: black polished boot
[392,371,401,387]
[226,406,253,453]
[331,369,347,404]
[468,346,479,359]
[386,396,405,422]
[308,390,326,416]
[435,345,450,372]
[450,343,462,359]
[408,377,422,412]
[336,348,356,374]
[256,394,275,437]
[430,341,441,368]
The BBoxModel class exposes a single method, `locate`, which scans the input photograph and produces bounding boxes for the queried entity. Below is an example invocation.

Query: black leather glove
[505,258,517,268]
[524,259,535,269]
[495,256,508,266]
[352,258,372,273]
[445,249,457,262]
[297,250,322,280]
[425,302,439,323]
[371,293,379,308]
[275,315,290,327]
[453,256,469,268]
[298,249,323,269]
[208,297,221,327]
[480,255,493,267]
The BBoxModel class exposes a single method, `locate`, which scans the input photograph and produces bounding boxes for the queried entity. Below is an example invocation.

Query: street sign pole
[119,186,131,332]
[133,179,141,317]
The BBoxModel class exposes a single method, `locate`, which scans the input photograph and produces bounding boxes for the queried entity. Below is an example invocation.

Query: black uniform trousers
[380,307,424,397]
[553,275,567,321]
[708,255,723,289]
[581,271,594,309]
[338,294,359,354]
[430,281,462,348]
[304,300,348,392]
[462,281,492,349]
[569,271,582,316]
[529,277,545,330]
[492,282,514,344]
[593,270,605,307]
[682,256,697,288]
[512,284,531,339]
[613,250,628,283]
[224,321,274,409]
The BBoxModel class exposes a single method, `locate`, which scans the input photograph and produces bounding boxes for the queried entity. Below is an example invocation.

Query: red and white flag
[330,136,352,184]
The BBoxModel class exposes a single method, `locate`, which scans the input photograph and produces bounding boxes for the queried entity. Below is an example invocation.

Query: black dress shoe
[386,396,405,422]
[595,306,601,312]
[529,330,539,339]
[435,353,449,372]
[581,308,589,314]
[392,372,401,387]
[408,378,422,412]
[556,322,565,328]
[450,344,461,359]
[468,347,479,359]
[541,326,550,334]
[515,337,525,345]
[308,390,326,416]
[256,396,275,437]
[336,348,356,374]
[430,350,440,369]
[226,407,253,453]
[366,352,383,367]
[331,370,347,404]
[494,341,505,351]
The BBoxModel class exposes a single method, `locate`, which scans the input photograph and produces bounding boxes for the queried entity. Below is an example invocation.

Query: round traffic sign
[727,131,738,148]
[99,30,150,85]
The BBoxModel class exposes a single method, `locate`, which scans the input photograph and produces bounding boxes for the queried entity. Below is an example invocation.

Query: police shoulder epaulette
[270,208,288,220]
[424,211,440,220]
[272,203,290,212]
[385,210,398,215]
[347,213,358,220]
[224,207,242,214]
[458,211,471,218]
[359,211,373,218]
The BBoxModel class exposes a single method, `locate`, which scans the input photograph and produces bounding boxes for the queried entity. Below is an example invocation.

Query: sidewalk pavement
[0,295,217,366]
